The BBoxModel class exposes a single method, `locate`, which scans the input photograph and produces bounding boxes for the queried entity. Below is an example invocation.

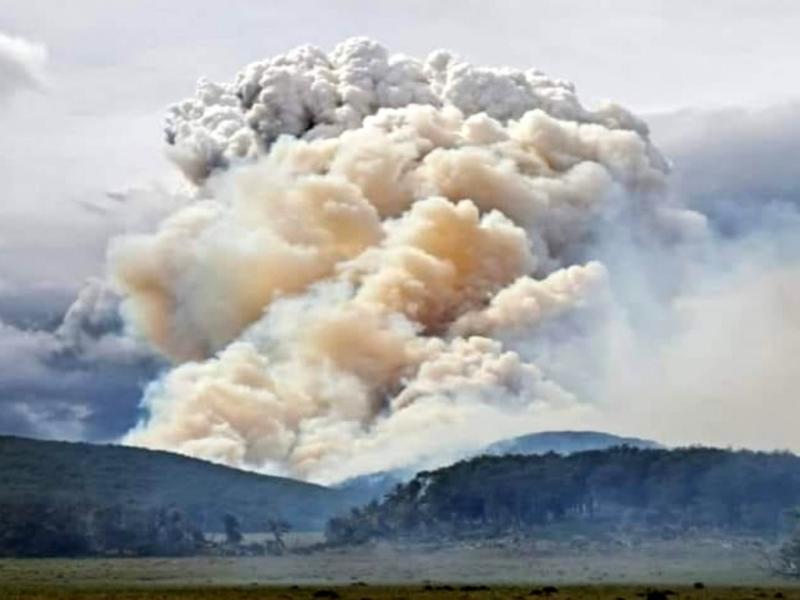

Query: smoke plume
[112,38,755,483]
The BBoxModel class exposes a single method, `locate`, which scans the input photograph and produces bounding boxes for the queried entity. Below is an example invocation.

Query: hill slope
[0,436,348,531]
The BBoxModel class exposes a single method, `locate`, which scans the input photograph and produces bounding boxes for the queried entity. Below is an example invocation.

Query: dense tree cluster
[0,499,293,557]
[0,499,204,557]
[326,447,800,544]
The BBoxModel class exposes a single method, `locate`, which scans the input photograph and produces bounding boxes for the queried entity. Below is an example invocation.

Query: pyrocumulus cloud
[115,38,712,483]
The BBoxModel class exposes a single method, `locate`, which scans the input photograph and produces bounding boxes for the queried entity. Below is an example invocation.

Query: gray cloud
[0,180,186,442]
[0,279,163,441]
[649,103,800,236]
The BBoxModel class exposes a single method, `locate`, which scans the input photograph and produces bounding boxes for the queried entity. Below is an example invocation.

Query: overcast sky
[0,1,799,448]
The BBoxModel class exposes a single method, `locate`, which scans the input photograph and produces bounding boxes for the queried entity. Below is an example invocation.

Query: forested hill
[326,447,800,544]
[0,435,349,531]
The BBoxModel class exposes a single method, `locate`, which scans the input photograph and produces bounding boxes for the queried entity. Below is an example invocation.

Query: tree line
[326,447,800,545]
[0,497,291,557]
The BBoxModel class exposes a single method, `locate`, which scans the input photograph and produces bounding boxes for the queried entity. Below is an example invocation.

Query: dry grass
[1,539,799,599]
[1,583,799,600]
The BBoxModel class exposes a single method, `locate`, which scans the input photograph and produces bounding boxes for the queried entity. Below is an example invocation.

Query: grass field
[1,539,799,598]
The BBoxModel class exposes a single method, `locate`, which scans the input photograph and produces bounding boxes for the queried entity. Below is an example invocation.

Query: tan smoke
[115,39,704,482]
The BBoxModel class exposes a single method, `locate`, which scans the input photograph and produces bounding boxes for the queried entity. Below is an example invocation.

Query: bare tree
[265,518,291,554]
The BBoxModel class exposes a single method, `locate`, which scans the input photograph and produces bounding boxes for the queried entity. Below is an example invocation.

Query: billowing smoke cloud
[163,37,661,184]
[110,38,710,483]
[0,32,46,100]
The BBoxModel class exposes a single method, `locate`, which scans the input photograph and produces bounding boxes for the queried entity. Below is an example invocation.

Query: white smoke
[578,256,800,455]
[164,37,660,184]
[114,38,717,483]
[0,32,46,101]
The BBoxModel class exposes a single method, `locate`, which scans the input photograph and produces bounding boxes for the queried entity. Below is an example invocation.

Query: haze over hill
[338,430,660,505]
[483,430,661,456]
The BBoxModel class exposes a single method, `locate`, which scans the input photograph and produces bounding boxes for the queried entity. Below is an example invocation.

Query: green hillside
[0,436,348,531]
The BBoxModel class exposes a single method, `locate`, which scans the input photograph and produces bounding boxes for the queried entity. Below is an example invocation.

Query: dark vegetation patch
[326,447,800,546]
[0,435,349,533]
[0,435,356,557]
